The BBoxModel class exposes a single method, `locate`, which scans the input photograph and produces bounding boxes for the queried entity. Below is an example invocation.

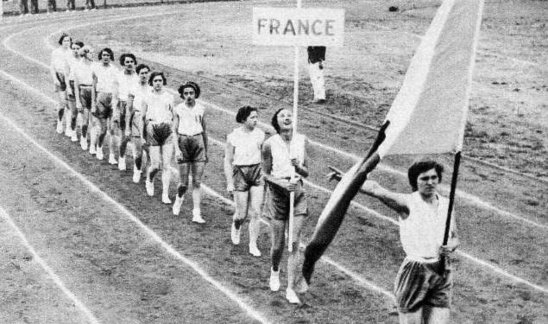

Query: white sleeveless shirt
[265,133,306,179]
[175,102,205,136]
[399,192,452,260]
[227,127,265,166]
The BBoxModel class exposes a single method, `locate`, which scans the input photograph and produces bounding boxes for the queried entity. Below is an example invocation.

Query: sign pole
[288,0,302,253]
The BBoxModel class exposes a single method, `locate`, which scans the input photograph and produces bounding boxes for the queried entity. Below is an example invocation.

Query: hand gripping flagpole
[440,151,461,275]
[288,0,302,253]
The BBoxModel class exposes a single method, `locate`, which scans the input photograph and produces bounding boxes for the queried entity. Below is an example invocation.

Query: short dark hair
[136,64,150,74]
[408,159,444,191]
[58,33,71,45]
[119,53,137,66]
[148,71,167,86]
[98,48,114,60]
[236,106,257,123]
[178,81,201,99]
[271,108,285,134]
[73,41,84,48]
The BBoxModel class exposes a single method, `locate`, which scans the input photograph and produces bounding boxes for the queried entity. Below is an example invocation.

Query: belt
[405,255,440,263]
[179,133,202,137]
[79,84,92,88]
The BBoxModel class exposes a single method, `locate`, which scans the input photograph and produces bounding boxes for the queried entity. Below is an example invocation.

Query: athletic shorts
[55,72,67,92]
[394,257,452,313]
[67,80,76,101]
[113,101,127,131]
[177,134,206,163]
[78,86,92,110]
[233,164,263,191]
[94,92,113,119]
[263,179,307,221]
[145,122,172,146]
[130,111,143,137]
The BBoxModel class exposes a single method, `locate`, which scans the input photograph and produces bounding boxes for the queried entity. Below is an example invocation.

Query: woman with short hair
[224,106,265,256]
[50,33,72,134]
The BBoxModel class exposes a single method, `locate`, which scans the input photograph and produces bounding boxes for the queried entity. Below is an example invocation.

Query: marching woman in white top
[66,40,84,142]
[50,33,72,134]
[262,108,310,304]
[73,46,95,151]
[141,72,175,204]
[224,106,265,256]
[172,81,207,224]
[127,64,151,184]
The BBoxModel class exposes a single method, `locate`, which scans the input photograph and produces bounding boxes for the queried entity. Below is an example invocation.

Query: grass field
[0,1,546,323]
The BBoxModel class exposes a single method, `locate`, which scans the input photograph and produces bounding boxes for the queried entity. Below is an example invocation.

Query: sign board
[252,7,345,47]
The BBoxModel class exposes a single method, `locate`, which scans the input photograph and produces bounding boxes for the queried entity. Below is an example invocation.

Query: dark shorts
[145,122,173,146]
[94,92,113,119]
[113,101,127,131]
[78,86,92,110]
[263,179,308,221]
[55,72,67,92]
[233,164,263,191]
[394,258,452,313]
[177,134,206,163]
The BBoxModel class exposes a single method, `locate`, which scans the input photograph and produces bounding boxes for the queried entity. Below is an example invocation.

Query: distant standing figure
[307,46,326,104]
[84,0,96,10]
[19,0,29,15]
[47,0,57,13]
[30,0,39,14]
[66,0,75,11]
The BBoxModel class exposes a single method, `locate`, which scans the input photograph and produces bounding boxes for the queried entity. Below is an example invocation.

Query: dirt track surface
[0,1,546,323]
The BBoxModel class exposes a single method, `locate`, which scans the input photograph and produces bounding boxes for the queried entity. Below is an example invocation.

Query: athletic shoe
[89,144,96,155]
[249,244,261,257]
[172,196,183,215]
[285,288,301,304]
[231,222,241,245]
[70,131,78,142]
[108,153,117,165]
[56,120,63,134]
[118,157,126,171]
[132,167,141,184]
[145,178,154,196]
[64,127,71,137]
[96,147,104,160]
[192,209,205,224]
[80,136,88,150]
[162,193,172,204]
[269,268,280,292]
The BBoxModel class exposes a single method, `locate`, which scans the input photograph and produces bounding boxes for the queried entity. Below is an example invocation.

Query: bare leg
[398,309,423,324]
[191,162,205,213]
[160,141,174,203]
[248,185,264,254]
[423,306,450,324]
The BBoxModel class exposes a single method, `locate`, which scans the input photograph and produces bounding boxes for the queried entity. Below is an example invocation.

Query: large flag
[302,0,484,284]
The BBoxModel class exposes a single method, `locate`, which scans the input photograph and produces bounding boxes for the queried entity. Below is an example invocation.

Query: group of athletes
[50,32,459,323]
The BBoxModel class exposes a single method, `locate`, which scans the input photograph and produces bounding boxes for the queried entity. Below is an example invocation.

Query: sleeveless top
[143,91,174,124]
[227,127,265,166]
[175,102,205,136]
[399,191,451,260]
[265,133,306,179]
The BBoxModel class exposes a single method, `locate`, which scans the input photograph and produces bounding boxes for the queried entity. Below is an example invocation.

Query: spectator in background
[30,0,39,14]
[19,0,29,15]
[307,46,326,104]
[47,0,57,13]
[85,0,97,11]
[66,0,75,12]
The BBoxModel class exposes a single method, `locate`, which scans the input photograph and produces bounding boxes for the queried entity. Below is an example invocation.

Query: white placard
[252,7,345,47]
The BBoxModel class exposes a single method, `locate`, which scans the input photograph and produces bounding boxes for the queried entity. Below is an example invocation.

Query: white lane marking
[199,182,397,301]
[203,137,548,295]
[4,17,548,293]
[25,7,548,231]
[0,206,102,324]
[0,70,272,324]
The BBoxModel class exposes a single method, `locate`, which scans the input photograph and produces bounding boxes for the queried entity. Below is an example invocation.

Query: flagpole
[441,151,461,274]
[288,0,302,253]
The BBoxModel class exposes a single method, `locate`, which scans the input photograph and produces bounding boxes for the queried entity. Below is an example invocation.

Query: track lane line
[0,69,272,324]
[10,9,545,231]
[0,205,102,324]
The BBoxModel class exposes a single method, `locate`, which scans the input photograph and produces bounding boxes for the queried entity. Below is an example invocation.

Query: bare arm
[360,180,409,216]
[201,114,208,161]
[223,139,235,192]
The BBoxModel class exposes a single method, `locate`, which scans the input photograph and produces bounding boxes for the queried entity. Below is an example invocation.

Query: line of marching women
[50,33,312,304]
